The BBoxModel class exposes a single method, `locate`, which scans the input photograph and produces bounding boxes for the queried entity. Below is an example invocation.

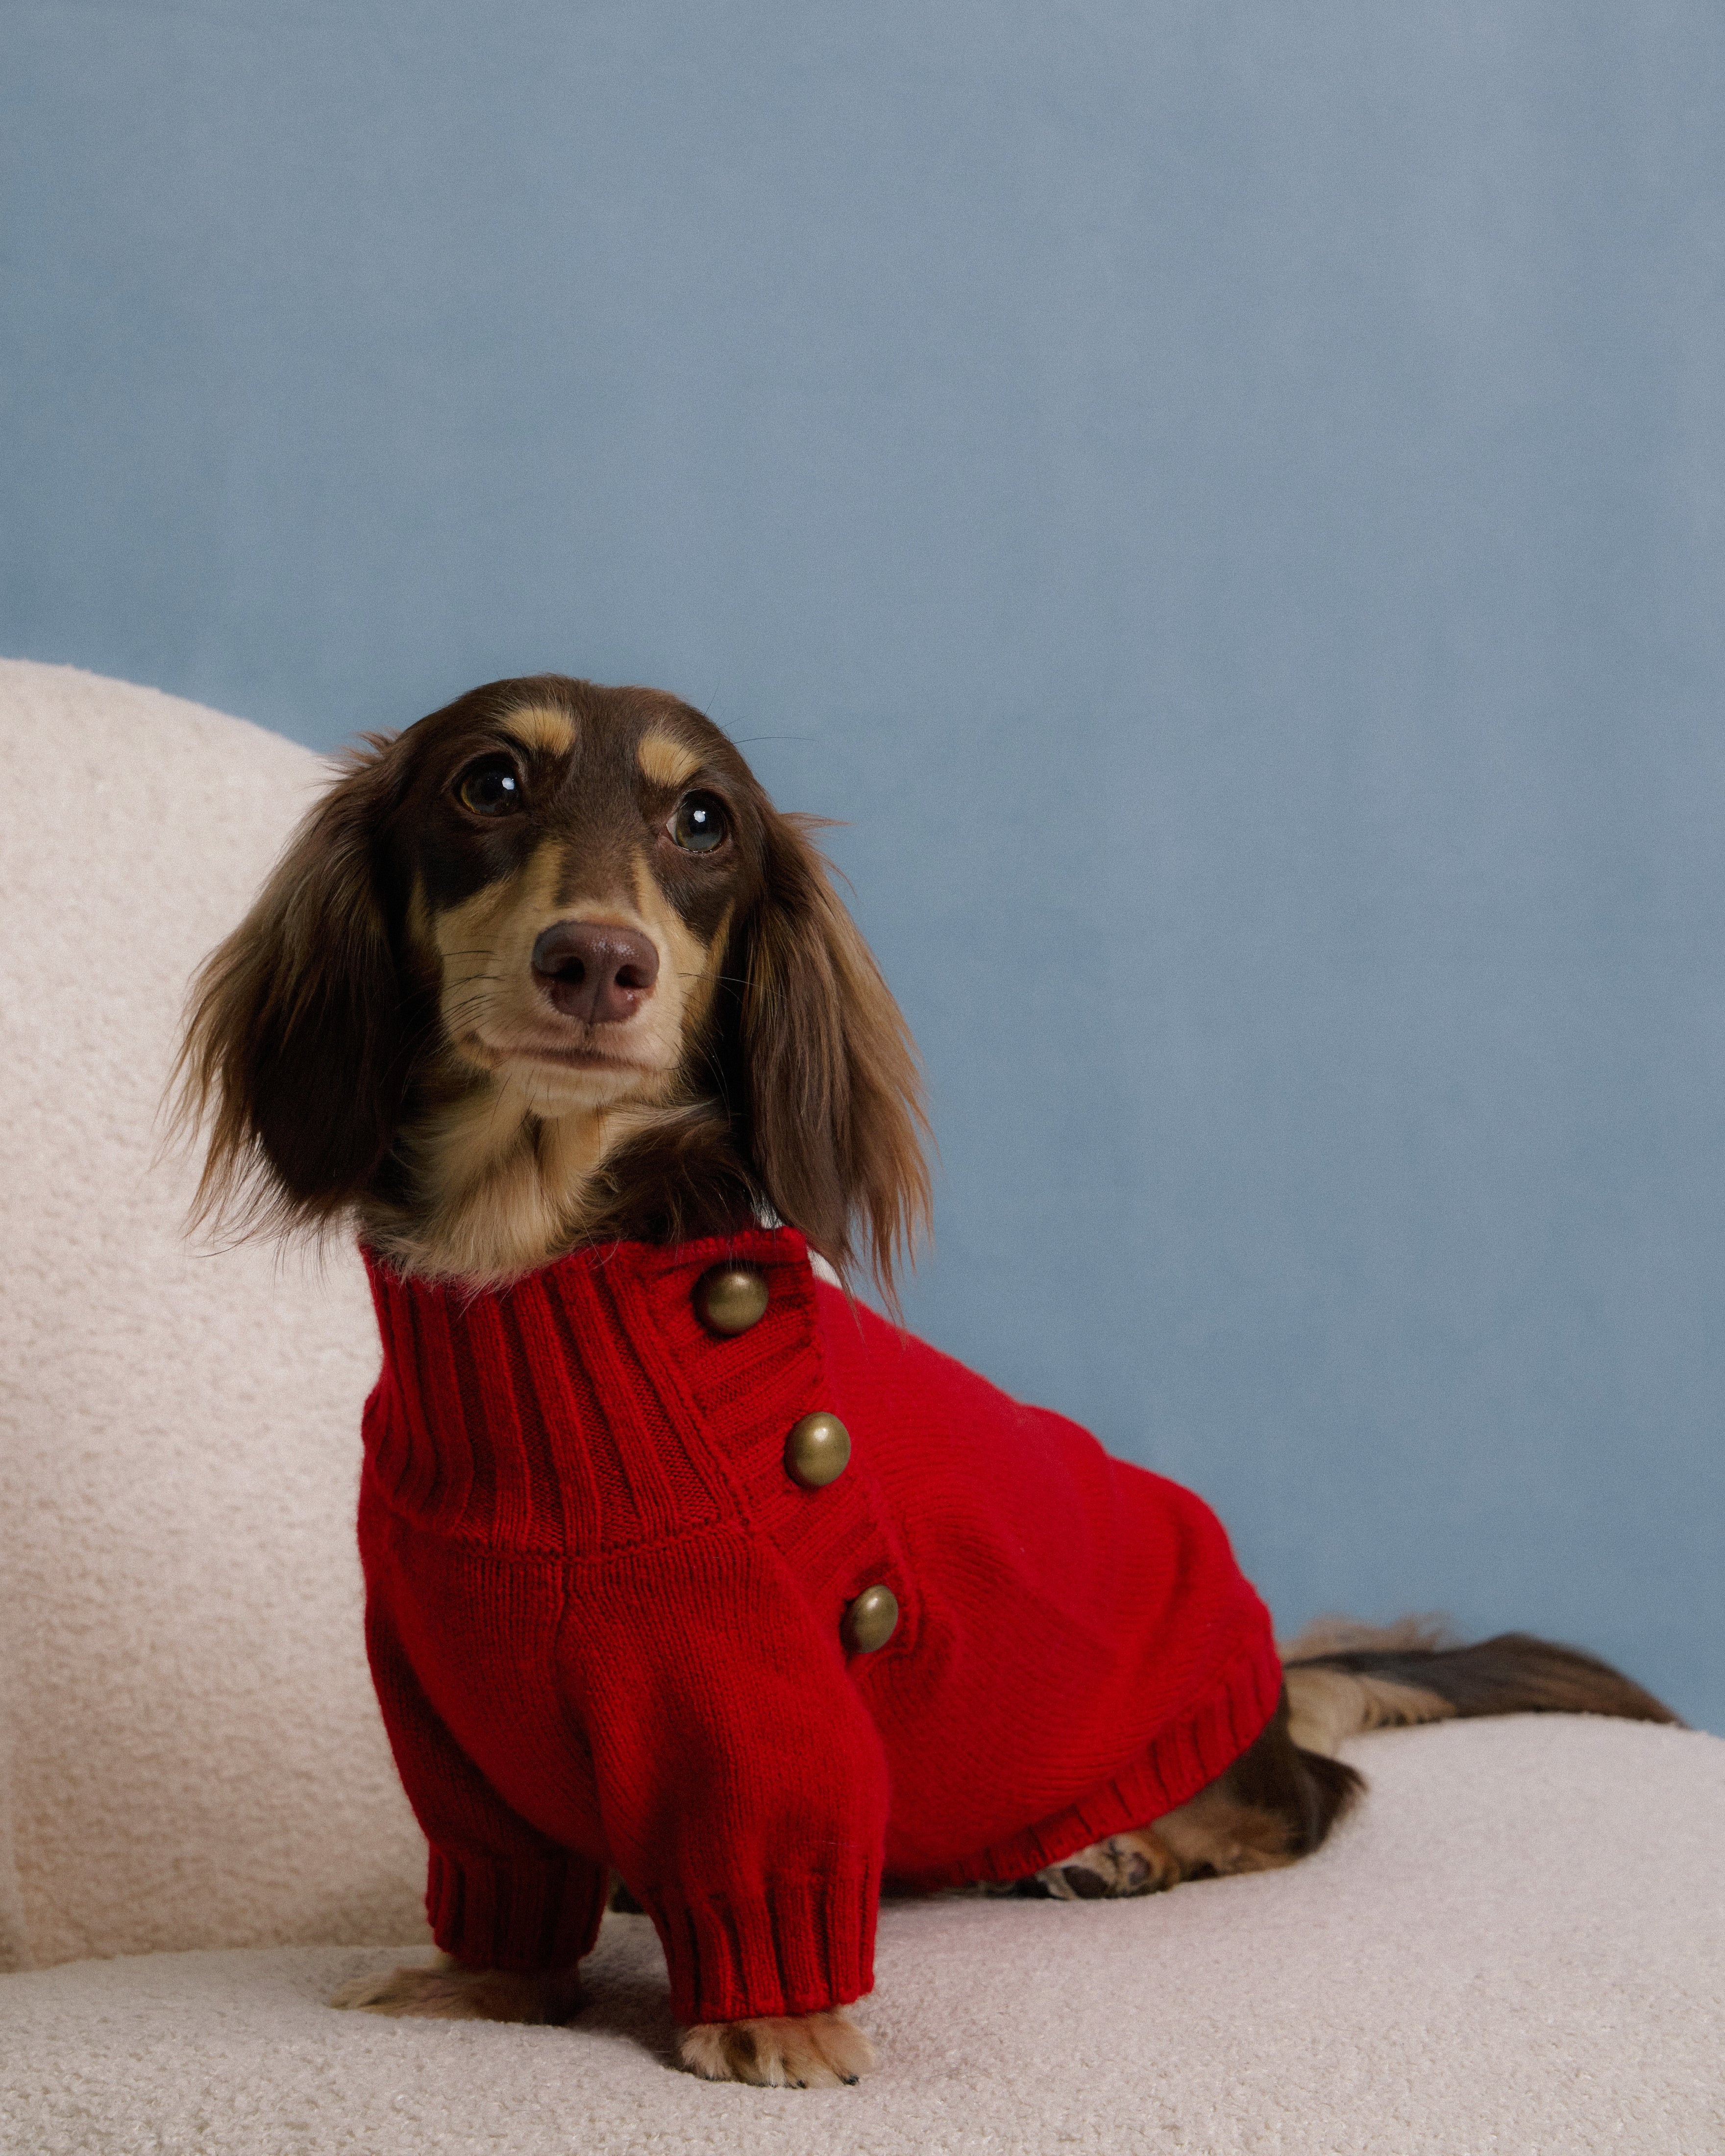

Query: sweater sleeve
[365,1593,609,1975]
[562,1526,892,2027]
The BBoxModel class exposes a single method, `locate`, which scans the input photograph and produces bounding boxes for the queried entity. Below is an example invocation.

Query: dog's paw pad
[680,2009,875,2087]
[329,1958,580,2024]
[329,1963,475,2018]
[1034,1832,1177,1901]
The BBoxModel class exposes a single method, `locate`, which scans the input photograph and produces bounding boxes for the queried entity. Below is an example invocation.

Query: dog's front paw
[1033,1829,1181,1901]
[329,1953,581,2024]
[679,2008,875,2087]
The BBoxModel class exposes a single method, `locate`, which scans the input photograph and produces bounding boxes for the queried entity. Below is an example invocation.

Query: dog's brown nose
[531,920,660,1024]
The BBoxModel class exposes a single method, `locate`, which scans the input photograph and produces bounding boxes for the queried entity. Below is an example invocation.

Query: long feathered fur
[171,681,931,1305]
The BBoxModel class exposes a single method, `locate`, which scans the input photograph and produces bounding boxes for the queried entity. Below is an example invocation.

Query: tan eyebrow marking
[637,731,702,792]
[503,704,576,757]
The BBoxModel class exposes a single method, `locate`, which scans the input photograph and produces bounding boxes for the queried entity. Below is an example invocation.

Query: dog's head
[175,674,929,1291]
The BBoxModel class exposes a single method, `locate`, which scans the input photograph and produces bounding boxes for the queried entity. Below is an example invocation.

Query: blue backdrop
[5,2,1721,1729]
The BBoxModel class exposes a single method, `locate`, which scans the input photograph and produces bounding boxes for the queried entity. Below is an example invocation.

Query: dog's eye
[668,793,729,854]
[455,756,526,818]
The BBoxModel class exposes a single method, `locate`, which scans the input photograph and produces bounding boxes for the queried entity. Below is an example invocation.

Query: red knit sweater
[358,1227,1280,2026]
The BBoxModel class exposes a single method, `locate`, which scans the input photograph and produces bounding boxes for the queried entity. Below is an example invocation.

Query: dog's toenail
[842,2073,859,2084]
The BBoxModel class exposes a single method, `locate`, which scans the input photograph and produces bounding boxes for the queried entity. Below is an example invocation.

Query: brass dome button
[785,1412,851,1490]
[842,1584,899,1655]
[695,1264,769,1336]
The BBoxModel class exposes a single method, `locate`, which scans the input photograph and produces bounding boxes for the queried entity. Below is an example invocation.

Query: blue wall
[5,3,1722,1729]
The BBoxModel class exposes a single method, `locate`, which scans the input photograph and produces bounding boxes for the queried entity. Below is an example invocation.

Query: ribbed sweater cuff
[647,1865,880,2025]
[426,1847,608,1973]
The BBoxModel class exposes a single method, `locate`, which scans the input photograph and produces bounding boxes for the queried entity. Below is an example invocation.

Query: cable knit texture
[360,1227,1281,2025]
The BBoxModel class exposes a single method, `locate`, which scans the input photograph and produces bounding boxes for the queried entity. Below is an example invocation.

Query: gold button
[842,1584,899,1655]
[785,1412,851,1490]
[695,1265,769,1336]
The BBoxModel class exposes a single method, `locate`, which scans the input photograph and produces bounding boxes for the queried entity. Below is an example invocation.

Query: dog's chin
[477,1035,675,1116]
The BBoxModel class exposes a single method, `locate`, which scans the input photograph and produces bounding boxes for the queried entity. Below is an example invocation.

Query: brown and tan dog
[175,673,1677,2088]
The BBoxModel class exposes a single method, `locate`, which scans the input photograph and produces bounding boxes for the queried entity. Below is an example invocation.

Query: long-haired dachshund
[175,674,1677,2088]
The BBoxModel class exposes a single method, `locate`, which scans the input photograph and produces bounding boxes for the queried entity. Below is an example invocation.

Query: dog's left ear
[169,735,420,1240]
[739,811,932,1305]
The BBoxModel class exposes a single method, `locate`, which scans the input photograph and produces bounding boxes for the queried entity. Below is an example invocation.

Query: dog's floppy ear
[739,811,932,1306]
[172,735,418,1236]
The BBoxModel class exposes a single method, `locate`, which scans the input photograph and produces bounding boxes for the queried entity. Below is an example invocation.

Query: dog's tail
[1279,1616,1682,1758]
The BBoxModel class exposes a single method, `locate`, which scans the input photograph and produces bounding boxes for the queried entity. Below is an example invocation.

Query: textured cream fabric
[2,1718,1722,2154]
[0,658,426,1970]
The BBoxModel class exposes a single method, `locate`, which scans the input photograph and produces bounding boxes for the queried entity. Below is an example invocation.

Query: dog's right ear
[171,735,417,1237]
[737,808,932,1310]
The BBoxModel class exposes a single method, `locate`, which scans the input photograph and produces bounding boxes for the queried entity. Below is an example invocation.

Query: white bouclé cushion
[0,658,426,1970]
[1,1719,1722,2154]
